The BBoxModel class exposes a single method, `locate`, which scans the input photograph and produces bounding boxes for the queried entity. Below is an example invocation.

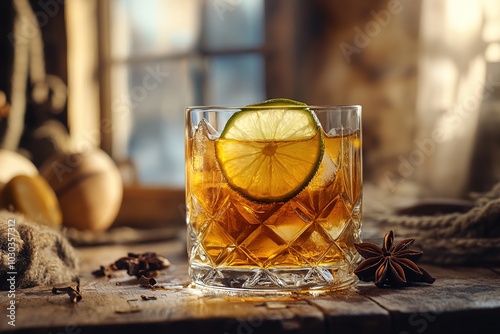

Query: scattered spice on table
[354,230,436,287]
[140,295,157,301]
[115,308,141,314]
[92,252,171,279]
[91,264,117,278]
[52,277,82,303]
[138,275,157,288]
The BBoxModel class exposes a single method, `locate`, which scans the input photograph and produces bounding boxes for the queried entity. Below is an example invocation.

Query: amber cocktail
[185,99,362,291]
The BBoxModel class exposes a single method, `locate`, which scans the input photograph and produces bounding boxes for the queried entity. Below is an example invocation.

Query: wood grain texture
[357,266,500,334]
[2,240,499,334]
[489,267,500,275]
[309,292,390,334]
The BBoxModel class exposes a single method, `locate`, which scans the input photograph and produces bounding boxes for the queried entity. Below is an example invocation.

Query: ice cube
[308,153,338,190]
[327,127,357,138]
[192,119,220,172]
[197,119,219,140]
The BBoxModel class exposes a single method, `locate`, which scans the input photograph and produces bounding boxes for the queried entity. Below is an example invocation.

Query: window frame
[94,0,300,227]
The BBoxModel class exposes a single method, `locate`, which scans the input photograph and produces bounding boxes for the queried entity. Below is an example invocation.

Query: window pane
[205,54,265,106]
[110,60,195,186]
[110,0,202,59]
[203,0,264,50]
[107,0,266,186]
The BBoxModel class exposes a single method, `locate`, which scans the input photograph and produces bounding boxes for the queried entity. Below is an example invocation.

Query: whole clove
[52,282,82,303]
[140,295,157,301]
[91,265,115,278]
[51,286,82,303]
[68,289,82,303]
[138,275,157,287]
[52,286,83,303]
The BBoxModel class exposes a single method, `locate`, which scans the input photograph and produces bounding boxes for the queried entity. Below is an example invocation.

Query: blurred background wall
[1,0,499,202]
[297,0,500,199]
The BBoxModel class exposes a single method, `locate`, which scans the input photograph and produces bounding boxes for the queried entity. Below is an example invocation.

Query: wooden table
[2,235,500,334]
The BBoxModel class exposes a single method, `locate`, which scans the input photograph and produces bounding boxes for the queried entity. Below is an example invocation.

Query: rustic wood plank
[488,267,500,275]
[358,265,500,334]
[4,273,326,334]
[309,292,391,334]
[1,241,326,334]
[3,240,500,334]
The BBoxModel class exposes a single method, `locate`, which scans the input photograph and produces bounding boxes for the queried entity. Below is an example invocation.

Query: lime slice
[215,98,324,203]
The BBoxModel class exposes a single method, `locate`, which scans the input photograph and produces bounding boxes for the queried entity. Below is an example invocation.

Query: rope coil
[369,184,500,265]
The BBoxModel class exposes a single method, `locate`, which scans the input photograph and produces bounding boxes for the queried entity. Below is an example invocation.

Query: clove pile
[92,252,171,278]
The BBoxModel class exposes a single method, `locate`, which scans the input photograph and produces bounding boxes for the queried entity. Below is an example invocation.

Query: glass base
[189,262,358,292]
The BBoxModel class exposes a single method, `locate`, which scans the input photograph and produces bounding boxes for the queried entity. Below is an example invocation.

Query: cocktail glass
[185,103,362,291]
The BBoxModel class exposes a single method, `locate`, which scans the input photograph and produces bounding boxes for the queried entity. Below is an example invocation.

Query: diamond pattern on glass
[200,220,235,265]
[335,220,361,263]
[187,116,362,290]
[320,193,354,240]
[239,225,287,266]
[289,223,334,265]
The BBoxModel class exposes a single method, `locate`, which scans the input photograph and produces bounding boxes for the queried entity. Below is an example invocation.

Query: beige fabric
[0,211,79,290]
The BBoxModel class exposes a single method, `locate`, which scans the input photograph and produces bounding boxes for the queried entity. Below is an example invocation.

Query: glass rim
[186,104,361,111]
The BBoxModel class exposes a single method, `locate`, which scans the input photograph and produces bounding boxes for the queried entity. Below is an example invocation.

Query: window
[101,0,266,187]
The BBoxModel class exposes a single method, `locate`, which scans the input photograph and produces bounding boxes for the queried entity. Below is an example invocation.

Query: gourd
[0,149,38,191]
[1,174,62,227]
[40,149,123,232]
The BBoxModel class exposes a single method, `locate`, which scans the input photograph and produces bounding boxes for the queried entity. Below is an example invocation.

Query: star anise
[354,230,435,287]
